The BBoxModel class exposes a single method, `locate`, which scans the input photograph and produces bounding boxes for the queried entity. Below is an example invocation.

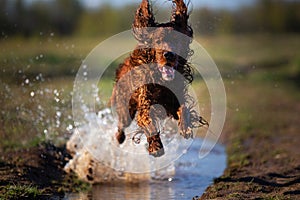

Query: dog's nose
[163,52,176,61]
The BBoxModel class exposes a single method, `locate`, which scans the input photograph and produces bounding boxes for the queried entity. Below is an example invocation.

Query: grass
[225,75,300,166]
[196,34,300,87]
[0,184,42,200]
[0,33,299,152]
[0,77,75,151]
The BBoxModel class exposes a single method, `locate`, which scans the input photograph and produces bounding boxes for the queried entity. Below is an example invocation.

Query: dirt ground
[0,143,89,199]
[199,79,300,199]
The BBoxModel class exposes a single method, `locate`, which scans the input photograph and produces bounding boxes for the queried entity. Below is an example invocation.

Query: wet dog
[111,0,207,157]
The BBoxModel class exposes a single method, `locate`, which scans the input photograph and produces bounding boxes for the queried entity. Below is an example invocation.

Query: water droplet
[25,79,29,84]
[30,91,35,97]
[56,120,61,127]
[168,178,173,182]
[82,65,87,69]
[44,129,48,134]
[39,54,43,58]
[83,71,88,76]
[56,111,62,117]
[54,89,60,97]
[67,124,73,130]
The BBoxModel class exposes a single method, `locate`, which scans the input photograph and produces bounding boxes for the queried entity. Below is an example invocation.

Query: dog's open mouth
[159,65,175,81]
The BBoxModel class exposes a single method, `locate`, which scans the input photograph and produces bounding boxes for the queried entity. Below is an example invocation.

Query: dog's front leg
[136,88,164,157]
[177,104,193,139]
[137,106,165,157]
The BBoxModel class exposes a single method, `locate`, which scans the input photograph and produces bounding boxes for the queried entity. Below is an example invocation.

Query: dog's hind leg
[115,116,129,144]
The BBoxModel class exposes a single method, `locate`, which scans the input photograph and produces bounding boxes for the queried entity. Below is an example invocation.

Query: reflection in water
[64,139,226,200]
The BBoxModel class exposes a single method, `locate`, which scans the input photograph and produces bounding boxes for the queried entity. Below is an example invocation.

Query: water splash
[64,135,227,200]
[0,73,74,148]
[65,107,195,181]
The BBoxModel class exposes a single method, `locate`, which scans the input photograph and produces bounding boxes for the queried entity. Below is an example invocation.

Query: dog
[111,0,207,157]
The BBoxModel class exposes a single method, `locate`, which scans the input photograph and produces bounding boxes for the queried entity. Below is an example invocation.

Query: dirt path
[200,79,300,199]
[0,143,89,199]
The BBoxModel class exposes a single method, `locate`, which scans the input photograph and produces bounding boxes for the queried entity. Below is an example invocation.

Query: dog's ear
[132,0,156,43]
[171,0,192,36]
[133,0,155,28]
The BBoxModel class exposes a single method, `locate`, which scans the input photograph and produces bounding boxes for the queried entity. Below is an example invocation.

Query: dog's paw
[115,130,126,144]
[178,105,193,139]
[147,134,165,157]
[180,126,193,139]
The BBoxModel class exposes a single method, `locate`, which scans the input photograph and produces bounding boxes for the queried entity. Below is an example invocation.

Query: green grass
[262,196,292,200]
[0,77,75,151]
[0,185,42,200]
[0,34,299,153]
[196,34,300,81]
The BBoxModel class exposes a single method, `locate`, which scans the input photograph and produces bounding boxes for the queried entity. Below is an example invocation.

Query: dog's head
[132,0,193,81]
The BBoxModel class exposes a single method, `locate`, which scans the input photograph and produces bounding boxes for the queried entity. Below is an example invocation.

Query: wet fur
[111,0,205,157]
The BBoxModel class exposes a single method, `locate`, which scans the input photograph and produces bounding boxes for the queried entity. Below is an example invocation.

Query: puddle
[64,138,226,200]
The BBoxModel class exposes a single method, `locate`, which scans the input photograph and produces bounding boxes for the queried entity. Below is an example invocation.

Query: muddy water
[64,139,226,200]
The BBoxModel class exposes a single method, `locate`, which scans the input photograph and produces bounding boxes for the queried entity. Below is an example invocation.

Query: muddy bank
[0,143,88,199]
[199,80,300,199]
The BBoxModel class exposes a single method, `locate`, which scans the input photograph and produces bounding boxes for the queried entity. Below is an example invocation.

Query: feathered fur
[111,0,206,157]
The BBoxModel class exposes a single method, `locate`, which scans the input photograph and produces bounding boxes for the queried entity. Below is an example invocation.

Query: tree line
[0,0,82,37]
[0,0,299,38]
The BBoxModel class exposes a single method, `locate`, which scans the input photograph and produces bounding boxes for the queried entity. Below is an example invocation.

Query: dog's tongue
[159,66,175,81]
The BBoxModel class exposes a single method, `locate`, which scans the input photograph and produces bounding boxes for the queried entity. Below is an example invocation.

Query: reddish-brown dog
[111,0,207,157]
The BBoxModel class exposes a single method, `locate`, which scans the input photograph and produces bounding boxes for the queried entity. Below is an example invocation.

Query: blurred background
[0,0,299,153]
[1,0,299,37]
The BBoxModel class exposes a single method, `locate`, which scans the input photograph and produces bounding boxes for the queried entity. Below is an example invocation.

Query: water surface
[65,139,226,200]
